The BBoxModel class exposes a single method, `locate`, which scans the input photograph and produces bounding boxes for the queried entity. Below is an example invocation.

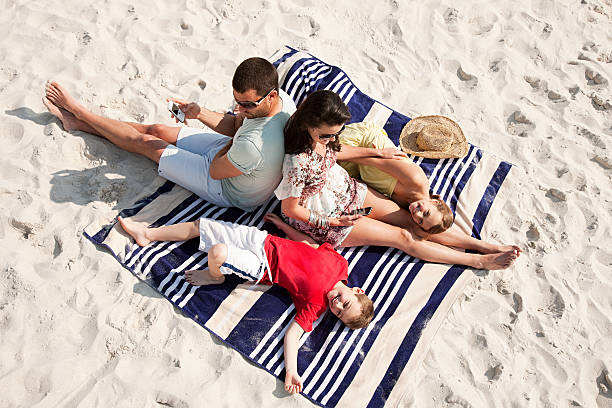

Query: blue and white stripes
[86,46,513,408]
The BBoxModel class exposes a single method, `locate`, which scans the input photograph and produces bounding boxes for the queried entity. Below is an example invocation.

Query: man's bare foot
[45,81,81,115]
[184,269,225,286]
[479,249,519,270]
[42,96,92,132]
[118,216,152,246]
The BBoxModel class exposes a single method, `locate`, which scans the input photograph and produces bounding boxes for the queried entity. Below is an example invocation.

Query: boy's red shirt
[261,235,349,332]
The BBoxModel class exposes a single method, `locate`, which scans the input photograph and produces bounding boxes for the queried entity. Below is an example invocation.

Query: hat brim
[399,116,468,159]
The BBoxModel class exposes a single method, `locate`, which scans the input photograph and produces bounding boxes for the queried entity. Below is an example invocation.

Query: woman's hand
[377,147,407,159]
[329,214,362,227]
[166,97,202,124]
[371,142,407,160]
[284,369,303,394]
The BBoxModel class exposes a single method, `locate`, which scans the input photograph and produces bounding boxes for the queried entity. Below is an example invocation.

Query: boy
[118,213,374,394]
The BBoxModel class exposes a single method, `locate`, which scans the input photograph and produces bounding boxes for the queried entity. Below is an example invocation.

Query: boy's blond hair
[345,293,374,330]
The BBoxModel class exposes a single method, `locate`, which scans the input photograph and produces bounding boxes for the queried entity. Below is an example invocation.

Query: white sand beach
[1,0,611,407]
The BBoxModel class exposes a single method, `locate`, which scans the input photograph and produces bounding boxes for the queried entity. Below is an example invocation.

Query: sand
[1,0,611,406]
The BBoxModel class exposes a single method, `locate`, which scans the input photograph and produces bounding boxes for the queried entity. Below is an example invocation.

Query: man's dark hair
[284,90,351,154]
[232,57,279,96]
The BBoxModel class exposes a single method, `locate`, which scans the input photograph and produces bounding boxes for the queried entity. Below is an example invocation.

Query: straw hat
[399,116,468,159]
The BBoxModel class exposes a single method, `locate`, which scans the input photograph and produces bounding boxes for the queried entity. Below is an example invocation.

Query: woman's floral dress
[274,146,367,247]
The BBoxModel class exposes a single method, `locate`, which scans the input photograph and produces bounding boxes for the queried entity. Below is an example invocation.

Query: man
[43,57,296,211]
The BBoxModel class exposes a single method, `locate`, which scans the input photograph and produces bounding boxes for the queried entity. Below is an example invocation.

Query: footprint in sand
[309,16,320,37]
[506,109,535,137]
[457,66,478,88]
[23,368,51,405]
[485,362,503,381]
[154,391,189,408]
[589,93,612,111]
[576,126,606,149]
[585,68,608,86]
[443,8,460,32]
[1,122,31,154]
[467,10,498,36]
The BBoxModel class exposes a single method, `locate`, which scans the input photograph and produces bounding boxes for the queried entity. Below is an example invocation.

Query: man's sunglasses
[234,88,275,109]
[319,124,346,139]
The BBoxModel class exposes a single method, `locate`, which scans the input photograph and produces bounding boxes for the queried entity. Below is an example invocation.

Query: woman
[274,90,519,270]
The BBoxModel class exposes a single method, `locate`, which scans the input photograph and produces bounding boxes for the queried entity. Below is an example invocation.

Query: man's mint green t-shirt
[222,90,297,212]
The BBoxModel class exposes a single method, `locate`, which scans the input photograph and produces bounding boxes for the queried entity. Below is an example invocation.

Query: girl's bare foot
[42,96,94,133]
[479,249,519,270]
[118,216,152,246]
[494,244,522,255]
[184,269,225,286]
[45,81,81,114]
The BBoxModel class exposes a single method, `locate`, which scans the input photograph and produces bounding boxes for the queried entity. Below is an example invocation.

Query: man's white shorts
[158,127,233,207]
[198,218,269,282]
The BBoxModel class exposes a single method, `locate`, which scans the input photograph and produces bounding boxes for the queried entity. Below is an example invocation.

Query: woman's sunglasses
[319,124,346,139]
[234,88,275,109]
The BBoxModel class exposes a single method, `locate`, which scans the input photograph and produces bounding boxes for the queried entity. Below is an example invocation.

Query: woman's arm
[283,320,305,394]
[336,144,406,161]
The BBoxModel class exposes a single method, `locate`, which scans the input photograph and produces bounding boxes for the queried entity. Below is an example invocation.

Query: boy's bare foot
[45,81,81,115]
[118,216,152,246]
[479,249,519,270]
[184,269,225,286]
[42,96,91,132]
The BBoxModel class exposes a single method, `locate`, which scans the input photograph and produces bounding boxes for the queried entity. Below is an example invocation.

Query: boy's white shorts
[198,218,268,282]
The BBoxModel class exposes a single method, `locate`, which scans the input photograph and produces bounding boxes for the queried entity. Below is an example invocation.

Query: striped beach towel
[85,46,515,407]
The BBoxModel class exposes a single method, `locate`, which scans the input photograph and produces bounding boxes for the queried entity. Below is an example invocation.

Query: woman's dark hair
[284,90,351,154]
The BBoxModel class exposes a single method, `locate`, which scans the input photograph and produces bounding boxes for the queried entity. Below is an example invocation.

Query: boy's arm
[263,213,319,248]
[283,320,305,394]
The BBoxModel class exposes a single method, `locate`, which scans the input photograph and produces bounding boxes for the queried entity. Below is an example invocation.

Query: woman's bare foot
[118,216,152,246]
[45,81,81,114]
[184,269,225,286]
[42,96,94,133]
[478,249,519,270]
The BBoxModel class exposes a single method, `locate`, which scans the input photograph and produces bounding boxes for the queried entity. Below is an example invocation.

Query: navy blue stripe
[383,112,411,145]
[366,265,466,408]
[225,285,294,355]
[471,161,511,237]
[449,149,483,213]
[441,147,476,203]
[272,47,298,68]
[221,261,260,281]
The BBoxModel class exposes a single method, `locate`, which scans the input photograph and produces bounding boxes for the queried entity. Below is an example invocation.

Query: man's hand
[167,97,202,125]
[285,369,303,394]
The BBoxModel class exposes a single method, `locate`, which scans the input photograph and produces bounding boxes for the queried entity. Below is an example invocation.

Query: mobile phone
[342,207,372,216]
[167,101,185,123]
